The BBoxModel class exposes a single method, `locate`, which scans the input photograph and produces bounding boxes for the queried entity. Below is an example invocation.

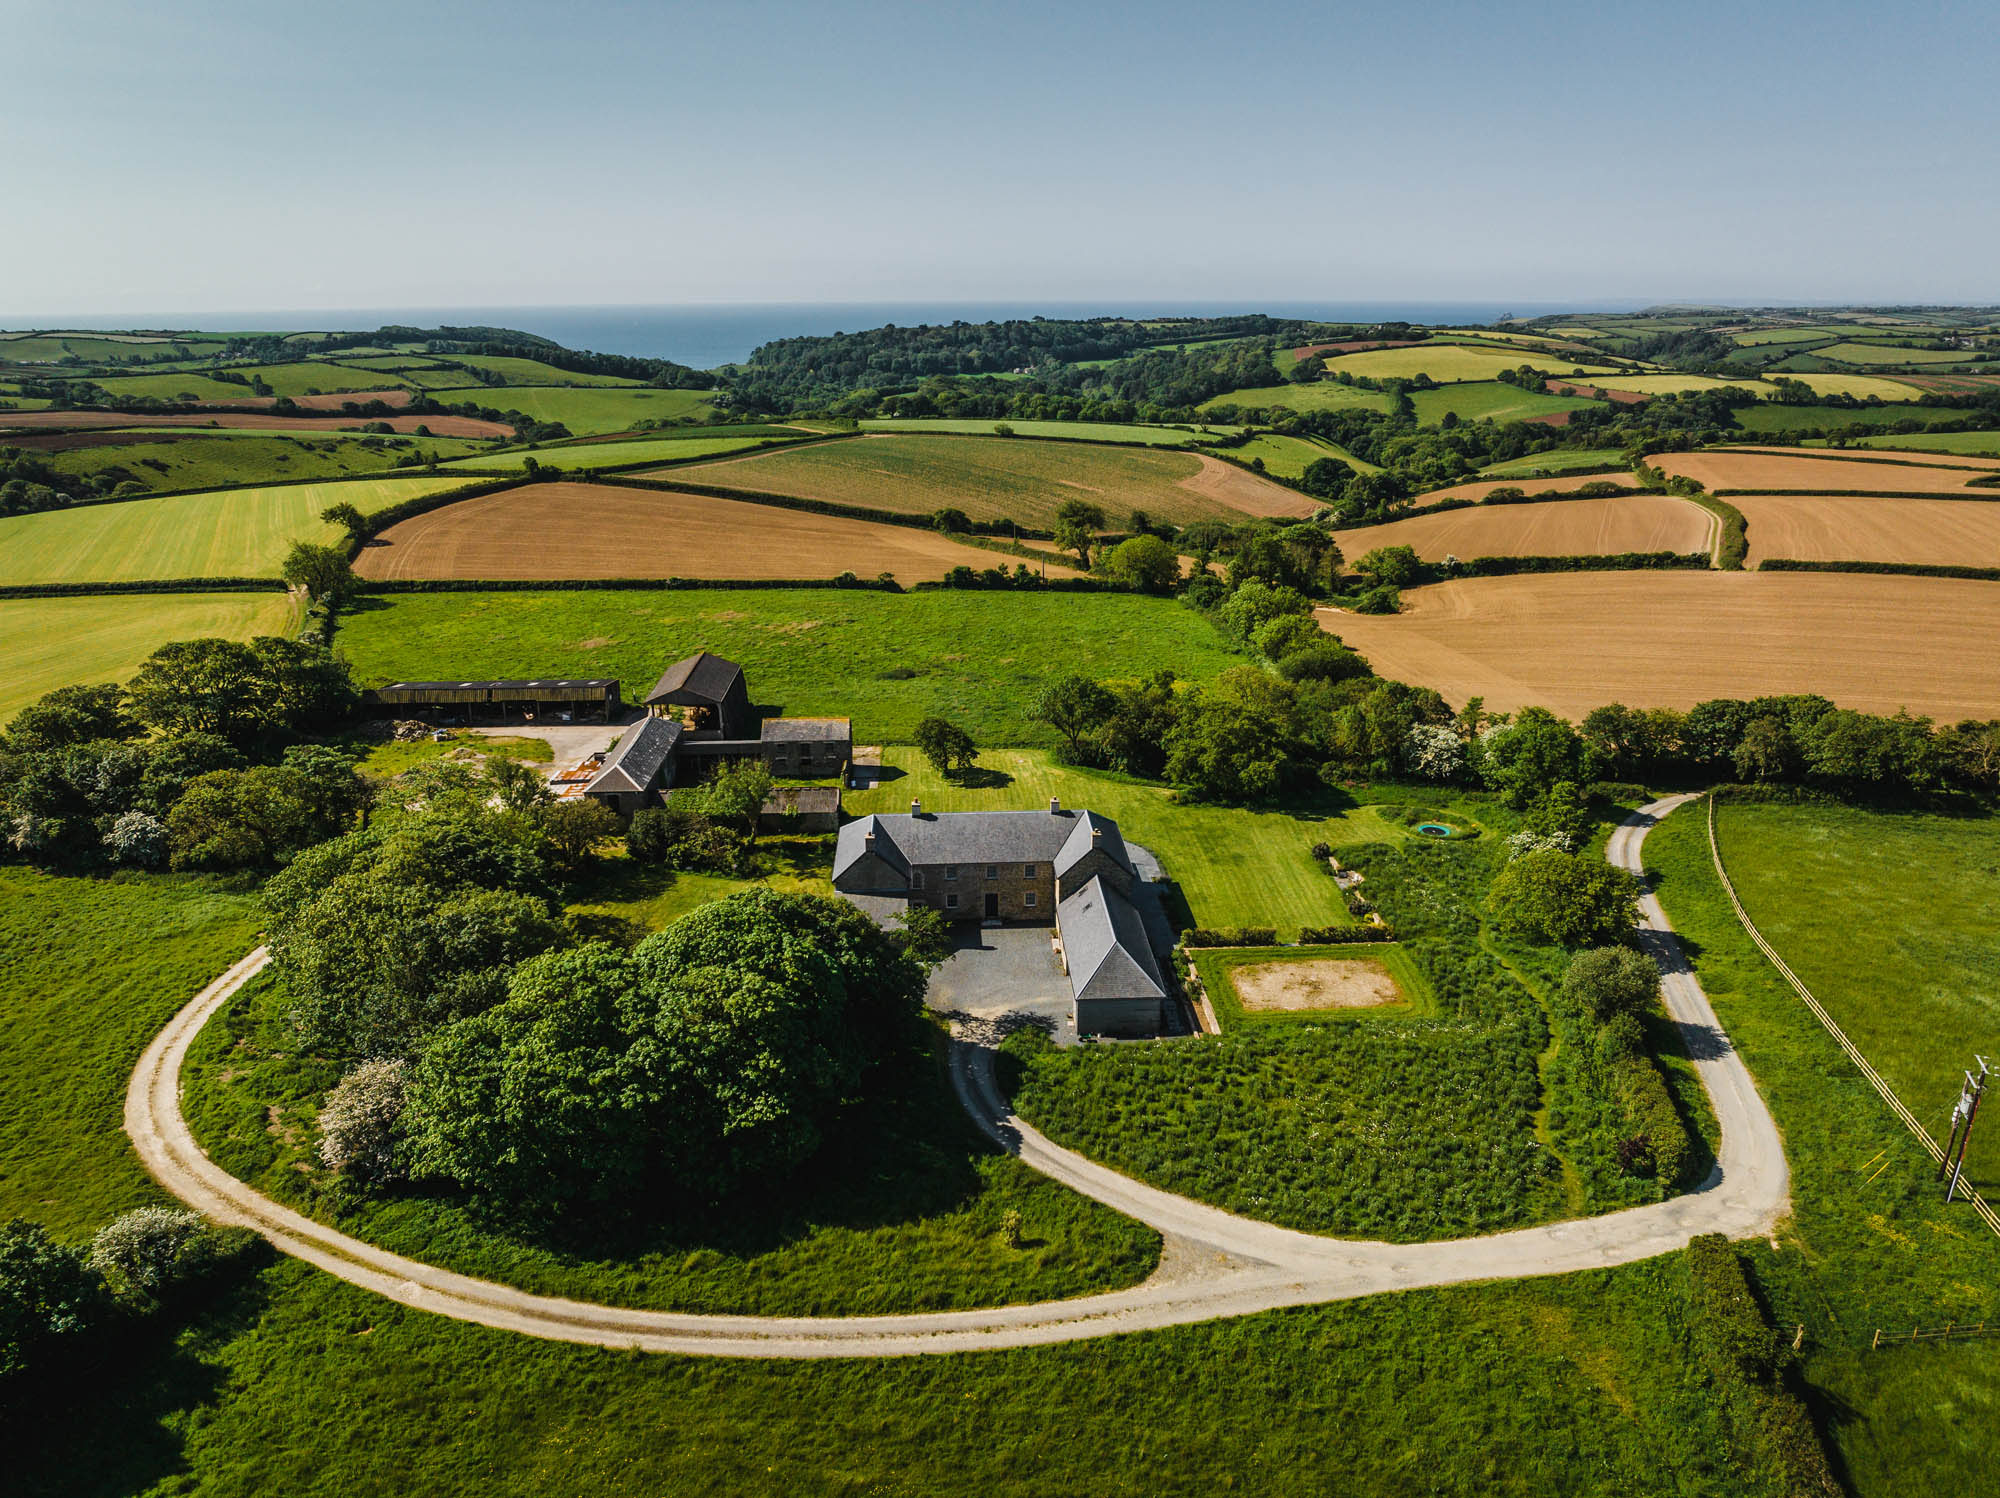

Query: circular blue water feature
[1415,823,1454,838]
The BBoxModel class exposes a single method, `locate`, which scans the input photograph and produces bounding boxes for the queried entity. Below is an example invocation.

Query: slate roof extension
[584,715,682,795]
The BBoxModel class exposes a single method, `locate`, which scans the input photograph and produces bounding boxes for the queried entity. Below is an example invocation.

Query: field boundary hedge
[0,577,292,599]
[354,575,903,596]
[573,472,1064,541]
[1757,558,2000,583]
[1687,495,1748,570]
[1450,551,1711,578]
[1710,487,2000,501]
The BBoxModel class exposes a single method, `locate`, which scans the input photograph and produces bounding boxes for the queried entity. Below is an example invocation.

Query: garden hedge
[1295,925,1398,944]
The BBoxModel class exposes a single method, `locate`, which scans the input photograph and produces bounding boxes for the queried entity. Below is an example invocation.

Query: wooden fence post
[1871,1328,1881,1351]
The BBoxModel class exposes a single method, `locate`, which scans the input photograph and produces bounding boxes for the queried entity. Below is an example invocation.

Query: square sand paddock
[1230,957,1404,1012]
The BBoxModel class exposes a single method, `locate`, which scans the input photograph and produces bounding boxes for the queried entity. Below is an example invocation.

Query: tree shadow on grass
[948,765,1014,791]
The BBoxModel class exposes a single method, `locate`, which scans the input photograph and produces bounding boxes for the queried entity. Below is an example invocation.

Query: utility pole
[1941,1056,1990,1205]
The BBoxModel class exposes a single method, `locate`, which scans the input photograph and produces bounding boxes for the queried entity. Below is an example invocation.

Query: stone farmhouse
[831,800,1169,1037]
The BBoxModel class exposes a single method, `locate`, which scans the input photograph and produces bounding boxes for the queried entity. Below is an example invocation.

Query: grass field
[1408,383,1599,426]
[423,384,714,433]
[1733,403,1973,433]
[1818,343,1983,367]
[1327,346,1617,384]
[670,432,1315,527]
[88,371,274,403]
[1710,799,2000,1191]
[1858,430,2000,457]
[39,433,487,491]
[845,749,1360,934]
[438,354,643,387]
[181,967,1160,1316]
[335,589,1245,745]
[858,418,1204,445]
[1323,570,2000,720]
[1415,471,1637,505]
[0,591,298,724]
[1197,381,1391,416]
[0,475,469,586]
[356,480,1029,584]
[1655,450,1996,494]
[441,434,785,472]
[1730,327,1843,346]
[1735,494,2000,567]
[1477,447,1632,477]
[1336,494,1713,562]
[1227,432,1380,478]
[228,363,414,397]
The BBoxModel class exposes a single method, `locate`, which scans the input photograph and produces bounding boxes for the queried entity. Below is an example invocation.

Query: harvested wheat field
[1233,959,1403,1012]
[1411,472,1640,507]
[1654,450,1997,494]
[1339,496,1713,562]
[664,433,1316,528]
[355,481,1028,584]
[1737,495,2000,568]
[1735,444,2000,472]
[1321,571,2000,720]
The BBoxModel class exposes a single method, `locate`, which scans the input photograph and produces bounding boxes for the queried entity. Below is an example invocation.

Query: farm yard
[1322,570,2000,720]
[354,480,1032,583]
[0,474,467,585]
[0,591,298,720]
[1734,494,2000,568]
[1335,494,1714,562]
[668,432,1317,526]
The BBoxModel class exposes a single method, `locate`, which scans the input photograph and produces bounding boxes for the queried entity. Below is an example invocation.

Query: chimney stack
[864,830,875,848]
[911,798,922,816]
[1050,796,1061,813]
[1092,824,1102,841]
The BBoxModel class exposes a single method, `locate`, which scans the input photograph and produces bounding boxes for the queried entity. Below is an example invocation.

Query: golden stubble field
[1337,495,1713,563]
[1322,571,2000,720]
[354,481,1040,584]
[1411,473,1641,507]
[1654,451,1998,494]
[1736,495,2000,568]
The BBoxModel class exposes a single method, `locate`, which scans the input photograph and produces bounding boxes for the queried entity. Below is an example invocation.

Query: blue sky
[1,0,1995,314]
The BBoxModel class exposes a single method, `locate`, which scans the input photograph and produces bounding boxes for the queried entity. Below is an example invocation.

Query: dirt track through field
[1338,495,1712,562]
[1737,494,2000,568]
[1655,451,1997,493]
[355,480,1027,583]
[1321,571,2000,719]
[124,800,1790,1358]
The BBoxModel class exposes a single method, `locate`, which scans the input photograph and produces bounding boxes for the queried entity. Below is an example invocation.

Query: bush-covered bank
[1759,557,2000,583]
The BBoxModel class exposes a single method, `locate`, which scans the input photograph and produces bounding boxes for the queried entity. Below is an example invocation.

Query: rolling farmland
[1856,431,2000,458]
[1322,571,2000,720]
[858,418,1206,446]
[1653,450,1998,494]
[1412,471,1638,506]
[669,433,1316,526]
[0,592,298,722]
[422,385,713,433]
[1198,382,1391,416]
[1735,494,2000,568]
[0,475,467,585]
[441,434,790,472]
[1408,384,1597,425]
[1322,345,1617,383]
[1336,495,1712,563]
[0,408,509,437]
[1816,342,1980,367]
[354,480,1035,584]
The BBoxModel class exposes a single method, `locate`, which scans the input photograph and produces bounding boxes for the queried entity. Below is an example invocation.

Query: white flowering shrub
[318,1058,408,1182]
[1402,723,1465,783]
[88,1207,216,1295]
[107,810,170,867]
[1506,828,1577,861]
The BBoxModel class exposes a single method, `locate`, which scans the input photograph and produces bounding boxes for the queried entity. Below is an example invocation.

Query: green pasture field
[227,363,415,397]
[183,964,1159,1317]
[334,588,1245,747]
[0,591,299,723]
[1195,942,1433,1028]
[1226,432,1381,478]
[1477,446,1630,476]
[329,355,453,373]
[1324,345,1618,384]
[1818,342,1983,367]
[1644,801,2000,1498]
[1761,371,1930,400]
[87,370,270,403]
[437,354,645,387]
[1709,798,2000,1191]
[1855,429,2000,456]
[1729,327,1841,346]
[1197,380,1391,416]
[440,434,789,473]
[1409,383,1598,426]
[668,432,1309,529]
[847,748,1358,935]
[0,474,467,586]
[0,332,213,364]
[40,433,488,491]
[859,417,1204,446]
[1732,403,1973,434]
[424,383,714,433]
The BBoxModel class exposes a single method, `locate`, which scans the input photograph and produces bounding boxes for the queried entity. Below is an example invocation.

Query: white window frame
[911,869,925,889]
[945,865,959,881]
[946,893,959,909]
[986,865,999,879]
[1023,891,1037,908]
[1023,864,1036,877]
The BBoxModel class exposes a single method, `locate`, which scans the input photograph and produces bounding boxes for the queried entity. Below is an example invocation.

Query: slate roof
[644,651,743,705]
[832,809,1132,884]
[1058,876,1167,1005]
[760,717,852,743]
[584,715,681,795]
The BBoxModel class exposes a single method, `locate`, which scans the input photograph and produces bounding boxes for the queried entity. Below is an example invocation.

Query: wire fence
[1705,795,2000,1241]
[1870,1321,2000,1351]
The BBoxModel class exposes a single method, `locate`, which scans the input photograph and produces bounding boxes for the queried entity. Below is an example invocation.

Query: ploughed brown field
[0,409,509,438]
[1737,494,2000,568]
[663,433,1316,529]
[1654,450,1998,493]
[1337,495,1713,562]
[354,481,1033,584]
[1320,571,2000,720]
[1411,473,1641,507]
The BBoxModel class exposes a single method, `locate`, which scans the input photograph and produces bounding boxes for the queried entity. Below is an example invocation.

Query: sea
[1,300,1654,371]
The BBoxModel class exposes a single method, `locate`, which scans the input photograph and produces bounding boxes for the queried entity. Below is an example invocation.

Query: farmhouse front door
[984,893,1000,920]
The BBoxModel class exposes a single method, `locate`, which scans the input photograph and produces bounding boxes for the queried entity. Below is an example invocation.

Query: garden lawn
[845,749,1360,935]
[333,589,1246,747]
[0,592,298,722]
[1709,798,2000,1194]
[422,385,714,434]
[0,475,469,585]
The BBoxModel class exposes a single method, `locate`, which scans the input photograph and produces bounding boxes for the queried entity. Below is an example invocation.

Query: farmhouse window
[1023,864,1036,877]
[911,870,925,888]
[945,865,958,881]
[985,865,999,879]
[946,894,959,909]
[1023,892,1037,908]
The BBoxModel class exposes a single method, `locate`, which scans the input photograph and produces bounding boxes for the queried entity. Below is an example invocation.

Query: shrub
[1180,927,1278,947]
[86,1207,220,1298]
[106,809,169,867]
[318,1059,409,1183]
[1485,850,1638,946]
[1296,924,1396,943]
[1561,945,1661,1024]
[1,1218,103,1377]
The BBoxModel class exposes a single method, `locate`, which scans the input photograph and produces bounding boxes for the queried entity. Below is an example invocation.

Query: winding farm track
[125,797,1789,1358]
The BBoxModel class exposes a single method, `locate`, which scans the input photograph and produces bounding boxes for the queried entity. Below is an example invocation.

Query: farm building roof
[644,651,743,705]
[1058,876,1166,1005]
[831,808,1133,883]
[760,717,851,743]
[584,716,681,795]
[375,678,617,694]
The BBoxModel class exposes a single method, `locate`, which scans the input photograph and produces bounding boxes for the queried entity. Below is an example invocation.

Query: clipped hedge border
[0,577,291,600]
[1759,557,2000,583]
[1181,927,1279,948]
[1452,550,1710,578]
[1711,487,2000,501]
[1295,924,1398,944]
[1616,1054,1693,1188]
[356,575,902,595]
